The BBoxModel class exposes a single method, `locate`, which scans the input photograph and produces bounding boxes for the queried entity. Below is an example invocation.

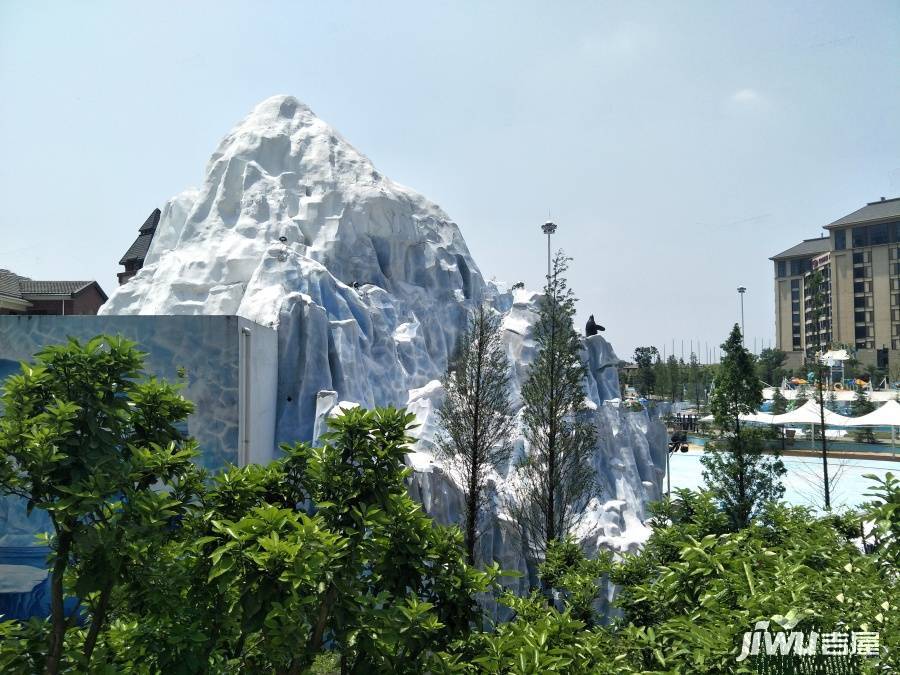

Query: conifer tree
[511,252,597,562]
[701,324,785,528]
[436,304,515,564]
[771,387,788,450]
[633,346,658,397]
[806,270,832,509]
[851,387,876,444]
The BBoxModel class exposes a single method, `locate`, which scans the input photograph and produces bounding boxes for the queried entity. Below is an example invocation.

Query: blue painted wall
[0,315,252,615]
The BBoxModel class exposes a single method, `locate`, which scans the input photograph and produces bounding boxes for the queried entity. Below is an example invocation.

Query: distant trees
[436,304,516,564]
[511,251,598,564]
[701,325,785,528]
[687,352,705,408]
[755,347,787,386]
[632,347,658,396]
[664,355,682,402]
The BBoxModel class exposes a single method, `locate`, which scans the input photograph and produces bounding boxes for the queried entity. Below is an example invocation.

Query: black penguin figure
[585,314,605,336]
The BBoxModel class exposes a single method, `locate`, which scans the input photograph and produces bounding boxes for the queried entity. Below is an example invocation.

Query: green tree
[771,387,788,449]
[851,388,877,443]
[0,405,498,674]
[688,352,704,409]
[793,382,810,409]
[512,251,598,563]
[755,347,787,386]
[609,489,899,673]
[665,355,683,403]
[653,355,669,402]
[702,325,785,528]
[806,270,833,510]
[863,471,899,569]
[708,324,761,434]
[434,539,619,674]
[216,407,494,672]
[436,304,515,564]
[0,336,199,675]
[632,346,658,397]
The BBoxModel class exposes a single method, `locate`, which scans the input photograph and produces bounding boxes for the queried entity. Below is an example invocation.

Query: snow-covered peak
[102,95,480,316]
[208,95,395,199]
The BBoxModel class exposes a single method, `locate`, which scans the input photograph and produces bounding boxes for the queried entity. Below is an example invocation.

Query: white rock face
[101,96,667,580]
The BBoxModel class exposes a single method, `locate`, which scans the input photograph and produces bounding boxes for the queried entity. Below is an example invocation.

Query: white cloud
[731,88,762,104]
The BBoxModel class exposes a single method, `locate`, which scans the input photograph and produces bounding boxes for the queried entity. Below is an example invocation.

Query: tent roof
[841,399,900,427]
[769,399,854,426]
[821,349,851,363]
[741,412,776,424]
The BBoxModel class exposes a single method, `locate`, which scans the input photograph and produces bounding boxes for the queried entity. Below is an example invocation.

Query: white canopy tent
[840,398,900,427]
[840,399,900,456]
[769,399,854,426]
[698,399,898,455]
[768,400,854,450]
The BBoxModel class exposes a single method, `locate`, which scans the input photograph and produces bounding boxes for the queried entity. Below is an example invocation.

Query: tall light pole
[542,221,557,279]
[737,286,747,344]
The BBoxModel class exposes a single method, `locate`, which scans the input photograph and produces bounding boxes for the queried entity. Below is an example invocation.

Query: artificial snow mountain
[101,95,667,589]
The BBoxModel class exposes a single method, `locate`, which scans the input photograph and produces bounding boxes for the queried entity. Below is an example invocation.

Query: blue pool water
[668,451,896,512]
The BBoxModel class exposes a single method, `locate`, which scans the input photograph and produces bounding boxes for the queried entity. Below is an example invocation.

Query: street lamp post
[737,286,747,344]
[541,221,557,280]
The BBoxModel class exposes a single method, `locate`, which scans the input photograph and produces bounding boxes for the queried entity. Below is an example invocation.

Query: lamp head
[542,221,558,235]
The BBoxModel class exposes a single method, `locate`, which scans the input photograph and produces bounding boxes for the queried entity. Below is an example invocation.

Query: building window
[834,229,846,250]
[850,221,900,248]
[776,260,786,277]
[871,222,889,245]
[791,258,815,276]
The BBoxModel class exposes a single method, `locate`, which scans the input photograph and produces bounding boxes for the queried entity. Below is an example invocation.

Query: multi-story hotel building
[772,197,900,370]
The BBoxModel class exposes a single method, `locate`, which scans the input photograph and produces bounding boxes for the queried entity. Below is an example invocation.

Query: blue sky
[1,1,898,358]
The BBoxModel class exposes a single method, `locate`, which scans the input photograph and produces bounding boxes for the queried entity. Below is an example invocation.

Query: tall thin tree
[807,270,831,510]
[510,251,597,564]
[702,324,785,527]
[436,304,515,564]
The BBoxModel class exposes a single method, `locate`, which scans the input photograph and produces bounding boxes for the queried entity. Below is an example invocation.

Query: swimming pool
[667,451,896,512]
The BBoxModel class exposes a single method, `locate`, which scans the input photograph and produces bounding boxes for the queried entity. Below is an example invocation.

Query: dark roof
[139,208,161,234]
[19,280,95,295]
[120,208,161,265]
[0,269,24,300]
[0,269,106,301]
[826,197,900,229]
[119,233,155,265]
[770,237,831,261]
